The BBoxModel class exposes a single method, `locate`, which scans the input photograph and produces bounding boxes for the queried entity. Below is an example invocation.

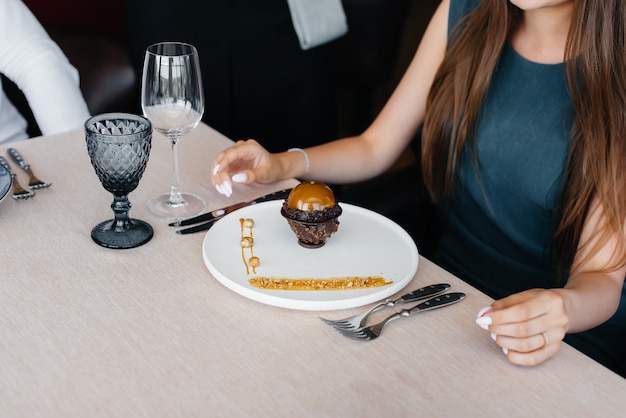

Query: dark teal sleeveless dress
[432,0,626,373]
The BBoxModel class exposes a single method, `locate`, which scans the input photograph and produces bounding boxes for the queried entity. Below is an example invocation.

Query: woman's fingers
[210,139,274,195]
[481,290,567,332]
[212,140,257,177]
[476,289,569,366]
[499,330,564,367]
[495,326,564,352]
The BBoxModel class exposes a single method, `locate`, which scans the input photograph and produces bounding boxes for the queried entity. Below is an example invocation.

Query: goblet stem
[92,192,153,249]
[111,194,133,232]
[167,135,186,207]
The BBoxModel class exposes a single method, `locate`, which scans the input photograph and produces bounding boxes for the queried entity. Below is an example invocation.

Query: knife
[397,283,451,302]
[404,292,466,314]
[172,188,293,234]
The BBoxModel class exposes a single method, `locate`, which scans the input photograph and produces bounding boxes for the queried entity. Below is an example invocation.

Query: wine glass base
[147,192,205,221]
[91,219,154,249]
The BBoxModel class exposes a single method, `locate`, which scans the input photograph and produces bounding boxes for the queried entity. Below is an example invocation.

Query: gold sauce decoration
[248,276,393,291]
[240,218,259,274]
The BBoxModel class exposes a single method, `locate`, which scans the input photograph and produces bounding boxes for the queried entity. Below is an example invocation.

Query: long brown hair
[422,0,626,274]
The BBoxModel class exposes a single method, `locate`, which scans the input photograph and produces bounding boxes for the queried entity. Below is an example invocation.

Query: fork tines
[22,165,51,189]
[0,156,35,199]
[10,175,35,200]
[26,174,51,189]
[337,326,379,341]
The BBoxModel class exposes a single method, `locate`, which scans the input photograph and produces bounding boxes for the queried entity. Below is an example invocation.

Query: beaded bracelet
[287,148,310,175]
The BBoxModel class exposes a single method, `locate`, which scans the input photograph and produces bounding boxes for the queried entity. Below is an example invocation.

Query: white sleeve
[0,0,91,136]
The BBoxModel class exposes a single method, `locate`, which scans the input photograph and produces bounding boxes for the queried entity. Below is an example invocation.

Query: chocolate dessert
[281,182,342,248]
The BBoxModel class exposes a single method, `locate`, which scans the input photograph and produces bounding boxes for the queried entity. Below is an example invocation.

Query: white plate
[0,164,12,204]
[202,201,419,310]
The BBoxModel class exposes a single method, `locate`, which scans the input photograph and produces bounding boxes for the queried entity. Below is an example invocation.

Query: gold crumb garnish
[248,277,393,290]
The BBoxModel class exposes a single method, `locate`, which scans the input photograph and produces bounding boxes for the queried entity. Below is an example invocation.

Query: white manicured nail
[212,164,220,175]
[215,183,226,196]
[475,316,492,330]
[232,173,248,183]
[490,333,497,341]
[502,347,508,355]
[222,181,232,197]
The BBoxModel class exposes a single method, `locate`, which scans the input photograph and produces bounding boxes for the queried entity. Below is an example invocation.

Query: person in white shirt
[0,0,90,144]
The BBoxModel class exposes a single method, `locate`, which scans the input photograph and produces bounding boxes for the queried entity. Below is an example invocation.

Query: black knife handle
[7,148,29,170]
[171,201,249,227]
[405,292,466,316]
[399,283,451,302]
[176,220,217,235]
[172,188,294,228]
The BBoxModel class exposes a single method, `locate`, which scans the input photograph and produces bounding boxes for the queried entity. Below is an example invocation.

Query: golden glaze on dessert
[281,181,342,249]
[286,181,337,211]
[248,276,393,290]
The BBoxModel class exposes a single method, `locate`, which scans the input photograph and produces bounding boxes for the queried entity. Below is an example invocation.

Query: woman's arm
[558,198,626,332]
[0,0,90,136]
[477,197,626,366]
[211,0,450,194]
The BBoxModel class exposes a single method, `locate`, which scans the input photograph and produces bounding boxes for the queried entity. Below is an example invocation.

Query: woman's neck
[510,4,574,64]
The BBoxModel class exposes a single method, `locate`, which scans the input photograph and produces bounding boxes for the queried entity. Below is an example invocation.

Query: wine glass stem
[112,195,132,232]
[168,137,186,207]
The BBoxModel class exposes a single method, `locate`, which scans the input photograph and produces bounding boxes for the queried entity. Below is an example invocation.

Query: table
[1,123,625,417]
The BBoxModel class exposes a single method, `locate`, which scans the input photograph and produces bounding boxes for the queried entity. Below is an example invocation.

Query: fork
[336,292,466,341]
[0,156,35,200]
[7,148,51,189]
[319,283,450,331]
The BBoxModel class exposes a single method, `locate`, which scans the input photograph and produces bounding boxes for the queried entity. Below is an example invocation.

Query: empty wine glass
[85,113,154,249]
[141,41,206,220]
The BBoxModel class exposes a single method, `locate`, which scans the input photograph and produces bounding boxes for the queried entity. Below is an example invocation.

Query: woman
[210,0,626,373]
[0,0,90,144]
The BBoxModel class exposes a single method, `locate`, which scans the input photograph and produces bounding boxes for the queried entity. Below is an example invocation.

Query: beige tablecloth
[1,123,625,417]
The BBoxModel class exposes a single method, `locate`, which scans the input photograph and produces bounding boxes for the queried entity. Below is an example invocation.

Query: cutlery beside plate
[171,188,293,234]
[0,156,34,200]
[7,148,51,189]
[336,292,466,340]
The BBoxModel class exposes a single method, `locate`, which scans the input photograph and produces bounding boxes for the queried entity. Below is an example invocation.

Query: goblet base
[91,219,154,249]
[147,192,205,221]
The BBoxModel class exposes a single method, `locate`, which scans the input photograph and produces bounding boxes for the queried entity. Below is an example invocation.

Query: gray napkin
[287,0,348,50]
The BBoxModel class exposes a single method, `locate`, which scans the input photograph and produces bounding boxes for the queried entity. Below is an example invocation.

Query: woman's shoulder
[449,0,481,33]
[450,0,481,13]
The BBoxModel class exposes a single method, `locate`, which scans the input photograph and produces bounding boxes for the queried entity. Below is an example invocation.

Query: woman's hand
[475,289,569,366]
[211,139,281,197]
[476,198,625,368]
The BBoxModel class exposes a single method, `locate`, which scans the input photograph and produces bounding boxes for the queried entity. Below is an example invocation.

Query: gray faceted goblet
[85,113,154,249]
